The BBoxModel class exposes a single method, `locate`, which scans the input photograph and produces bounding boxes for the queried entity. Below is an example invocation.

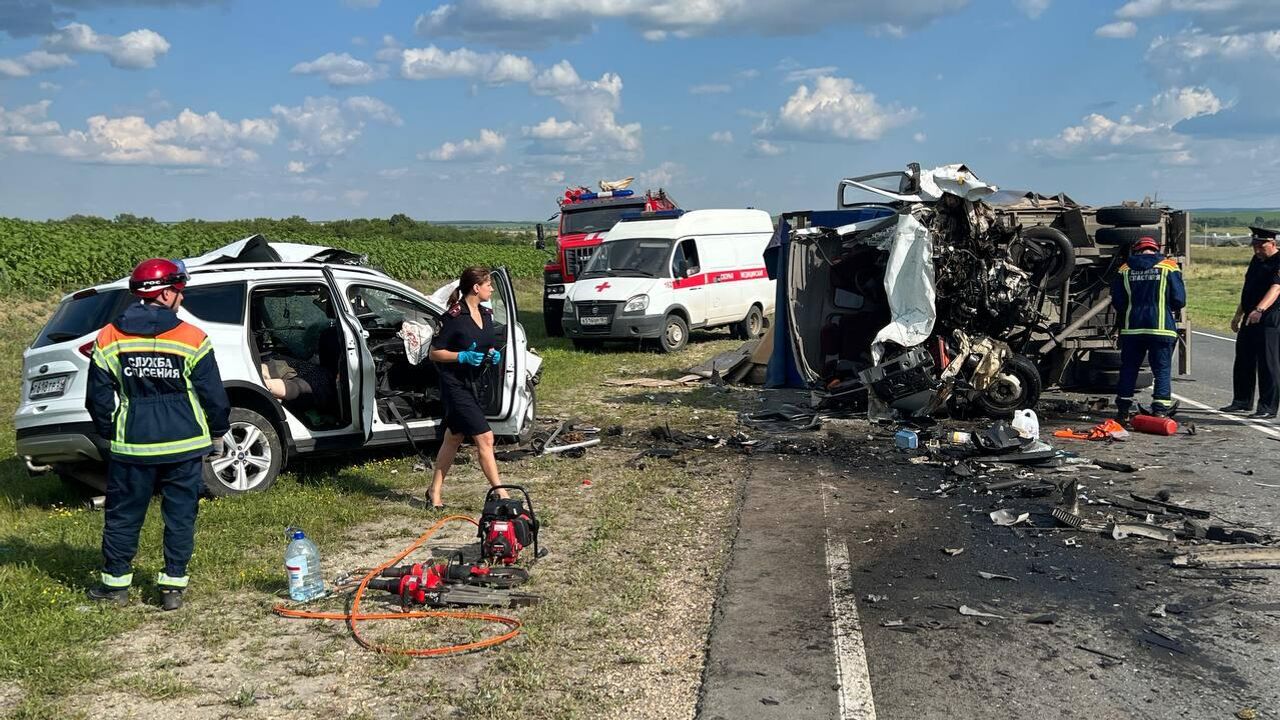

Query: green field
[1185,245,1254,331]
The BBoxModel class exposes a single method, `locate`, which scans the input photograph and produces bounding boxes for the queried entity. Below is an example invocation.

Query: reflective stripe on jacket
[1110,254,1186,339]
[86,303,231,464]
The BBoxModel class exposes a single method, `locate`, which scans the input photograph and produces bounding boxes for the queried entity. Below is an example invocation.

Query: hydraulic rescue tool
[365,559,537,608]
[479,485,543,565]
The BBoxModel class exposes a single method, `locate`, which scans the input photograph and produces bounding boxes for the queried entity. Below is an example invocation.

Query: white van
[562,209,776,352]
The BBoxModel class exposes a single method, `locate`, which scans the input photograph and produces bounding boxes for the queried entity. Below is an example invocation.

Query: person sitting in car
[261,354,335,412]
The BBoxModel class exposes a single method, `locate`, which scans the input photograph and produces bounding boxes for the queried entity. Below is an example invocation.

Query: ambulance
[562,209,776,352]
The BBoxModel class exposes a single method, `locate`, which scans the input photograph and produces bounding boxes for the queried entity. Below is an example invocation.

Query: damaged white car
[773,163,1190,418]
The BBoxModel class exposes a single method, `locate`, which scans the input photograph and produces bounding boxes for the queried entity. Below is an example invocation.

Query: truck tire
[203,407,283,497]
[544,299,565,337]
[1096,206,1163,227]
[658,314,689,353]
[1095,226,1161,247]
[977,354,1042,418]
[733,305,765,340]
[1015,226,1076,290]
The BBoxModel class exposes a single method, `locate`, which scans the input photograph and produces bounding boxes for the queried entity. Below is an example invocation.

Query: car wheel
[1095,226,1161,247]
[1096,206,1163,227]
[977,354,1043,418]
[734,305,765,340]
[203,407,283,496]
[572,339,602,352]
[659,314,689,353]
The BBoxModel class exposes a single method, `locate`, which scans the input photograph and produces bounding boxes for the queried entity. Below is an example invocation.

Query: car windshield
[561,204,646,235]
[579,238,672,279]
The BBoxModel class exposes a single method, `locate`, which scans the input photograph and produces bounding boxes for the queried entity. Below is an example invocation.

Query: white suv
[14,236,540,496]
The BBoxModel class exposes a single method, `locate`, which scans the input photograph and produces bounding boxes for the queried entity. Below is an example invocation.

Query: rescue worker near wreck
[1110,236,1186,419]
[1219,227,1280,419]
[85,259,230,611]
[426,266,508,510]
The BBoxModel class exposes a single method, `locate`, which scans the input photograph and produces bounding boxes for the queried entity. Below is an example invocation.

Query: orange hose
[272,514,524,657]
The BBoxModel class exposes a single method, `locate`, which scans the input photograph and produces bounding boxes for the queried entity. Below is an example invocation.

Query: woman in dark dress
[427,267,508,509]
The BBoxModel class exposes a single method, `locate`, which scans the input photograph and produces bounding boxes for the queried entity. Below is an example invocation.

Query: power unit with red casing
[479,485,541,565]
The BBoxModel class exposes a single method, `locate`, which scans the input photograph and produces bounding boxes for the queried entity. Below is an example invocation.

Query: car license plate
[29,375,69,399]
[579,316,610,326]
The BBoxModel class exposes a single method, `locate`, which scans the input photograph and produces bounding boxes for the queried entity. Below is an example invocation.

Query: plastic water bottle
[1012,409,1040,440]
[284,528,325,602]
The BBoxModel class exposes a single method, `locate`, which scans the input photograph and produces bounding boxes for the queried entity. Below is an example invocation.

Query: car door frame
[322,266,375,441]
[483,267,520,422]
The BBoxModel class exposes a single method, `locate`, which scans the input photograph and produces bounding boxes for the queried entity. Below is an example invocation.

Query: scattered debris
[978,571,1017,582]
[864,594,887,604]
[1130,493,1211,519]
[959,605,1006,620]
[1076,645,1126,665]
[1093,459,1138,473]
[990,509,1031,526]
[1138,627,1187,655]
[943,547,966,556]
[1237,709,1258,720]
[1150,604,1167,618]
[1109,522,1177,542]
[602,375,703,388]
[1173,546,1280,570]
[1026,613,1058,625]
[740,405,823,432]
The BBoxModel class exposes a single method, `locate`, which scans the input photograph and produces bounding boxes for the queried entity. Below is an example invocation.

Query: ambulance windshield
[579,238,673,279]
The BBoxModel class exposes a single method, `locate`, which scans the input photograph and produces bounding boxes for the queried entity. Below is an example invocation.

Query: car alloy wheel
[208,419,275,493]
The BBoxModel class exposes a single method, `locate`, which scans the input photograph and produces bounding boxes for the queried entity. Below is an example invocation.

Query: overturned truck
[772,163,1190,418]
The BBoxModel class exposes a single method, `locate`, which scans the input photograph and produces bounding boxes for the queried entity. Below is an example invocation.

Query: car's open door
[482,267,519,421]
[324,267,375,440]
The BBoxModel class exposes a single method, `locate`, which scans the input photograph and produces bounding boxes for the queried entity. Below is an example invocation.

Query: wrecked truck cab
[779,163,1188,419]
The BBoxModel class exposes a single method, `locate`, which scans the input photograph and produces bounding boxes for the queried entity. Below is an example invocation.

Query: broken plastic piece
[977,571,1017,582]
[959,605,1006,619]
[943,547,965,556]
[1108,522,1177,542]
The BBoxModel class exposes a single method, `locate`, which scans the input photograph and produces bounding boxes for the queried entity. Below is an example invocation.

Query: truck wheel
[203,407,282,496]
[659,314,689,353]
[1015,226,1076,290]
[544,299,565,337]
[1095,226,1161,247]
[734,305,765,340]
[977,354,1042,418]
[1096,206,1163,227]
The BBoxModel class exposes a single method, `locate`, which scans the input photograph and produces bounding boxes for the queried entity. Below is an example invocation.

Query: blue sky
[3,0,1280,220]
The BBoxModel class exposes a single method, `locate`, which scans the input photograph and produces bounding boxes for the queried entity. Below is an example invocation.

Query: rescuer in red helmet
[84,258,230,610]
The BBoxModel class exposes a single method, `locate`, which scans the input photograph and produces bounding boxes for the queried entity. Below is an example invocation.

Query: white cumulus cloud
[0,49,74,78]
[45,23,170,69]
[271,96,401,158]
[396,45,535,84]
[1014,0,1050,19]
[757,75,919,142]
[747,139,784,157]
[1096,21,1137,38]
[710,130,734,143]
[422,128,506,161]
[1026,86,1224,162]
[292,52,386,87]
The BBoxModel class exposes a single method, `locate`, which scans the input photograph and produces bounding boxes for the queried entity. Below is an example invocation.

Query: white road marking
[1193,330,1236,343]
[1172,393,1280,439]
[820,482,877,720]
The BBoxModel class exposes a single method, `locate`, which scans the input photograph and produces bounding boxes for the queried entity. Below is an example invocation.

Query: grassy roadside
[1185,245,1253,333]
[0,278,745,718]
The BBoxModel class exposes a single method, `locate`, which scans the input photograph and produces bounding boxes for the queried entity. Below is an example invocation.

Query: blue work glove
[456,342,485,366]
[487,347,502,365]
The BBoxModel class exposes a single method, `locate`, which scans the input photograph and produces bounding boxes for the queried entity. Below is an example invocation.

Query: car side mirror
[535,223,546,251]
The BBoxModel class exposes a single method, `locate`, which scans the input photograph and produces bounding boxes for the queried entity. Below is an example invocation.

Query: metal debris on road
[1076,645,1126,664]
[1173,546,1280,570]
[864,594,887,604]
[959,605,1007,619]
[977,571,1017,581]
[1130,492,1211,519]
[1150,604,1168,618]
[1108,522,1177,542]
[990,509,1031,526]
[943,547,966,556]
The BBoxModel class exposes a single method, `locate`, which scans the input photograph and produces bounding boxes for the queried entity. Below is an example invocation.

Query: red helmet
[129,258,188,298]
[1132,237,1160,253]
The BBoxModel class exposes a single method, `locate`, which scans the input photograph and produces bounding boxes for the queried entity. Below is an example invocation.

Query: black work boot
[87,584,129,607]
[159,587,184,611]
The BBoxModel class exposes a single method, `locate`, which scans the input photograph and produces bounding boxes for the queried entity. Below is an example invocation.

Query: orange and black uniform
[86,301,230,591]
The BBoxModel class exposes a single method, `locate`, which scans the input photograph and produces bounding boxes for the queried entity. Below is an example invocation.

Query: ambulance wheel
[659,314,689,353]
[202,408,282,496]
[977,354,1042,418]
[734,305,765,340]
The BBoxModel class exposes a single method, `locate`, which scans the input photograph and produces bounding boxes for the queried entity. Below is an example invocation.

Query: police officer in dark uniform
[85,259,231,610]
[1220,227,1280,419]
[1111,236,1186,419]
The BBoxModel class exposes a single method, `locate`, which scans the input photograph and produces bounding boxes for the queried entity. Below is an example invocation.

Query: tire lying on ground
[1096,206,1163,227]
[977,354,1043,418]
[1095,226,1162,247]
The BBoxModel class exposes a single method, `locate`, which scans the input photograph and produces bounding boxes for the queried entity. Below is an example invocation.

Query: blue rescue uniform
[1110,252,1186,415]
[86,301,230,590]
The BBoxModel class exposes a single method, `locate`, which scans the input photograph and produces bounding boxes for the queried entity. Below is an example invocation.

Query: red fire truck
[538,185,678,336]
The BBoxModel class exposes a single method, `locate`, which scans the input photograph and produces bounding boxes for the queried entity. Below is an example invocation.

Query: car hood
[183,234,367,267]
[567,275,657,302]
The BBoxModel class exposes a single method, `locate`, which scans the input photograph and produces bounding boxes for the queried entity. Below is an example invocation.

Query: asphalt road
[698,336,1280,720]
